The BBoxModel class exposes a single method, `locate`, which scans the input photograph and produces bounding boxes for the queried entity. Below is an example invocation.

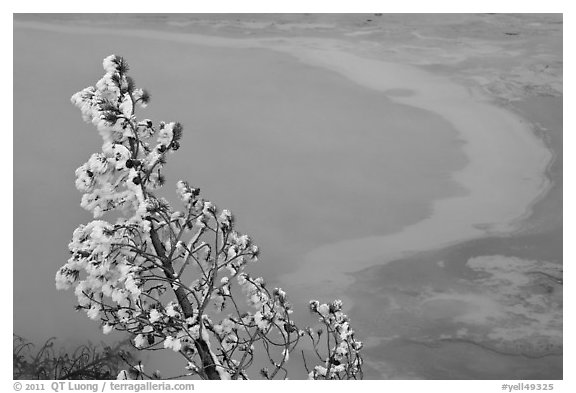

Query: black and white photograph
[12,8,565,385]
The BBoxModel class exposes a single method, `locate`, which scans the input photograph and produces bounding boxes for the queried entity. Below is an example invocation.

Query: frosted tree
[56,55,363,380]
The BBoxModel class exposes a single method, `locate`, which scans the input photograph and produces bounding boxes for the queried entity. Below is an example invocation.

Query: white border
[5,2,572,392]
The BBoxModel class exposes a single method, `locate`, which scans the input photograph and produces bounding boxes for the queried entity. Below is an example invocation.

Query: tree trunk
[149,226,222,380]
